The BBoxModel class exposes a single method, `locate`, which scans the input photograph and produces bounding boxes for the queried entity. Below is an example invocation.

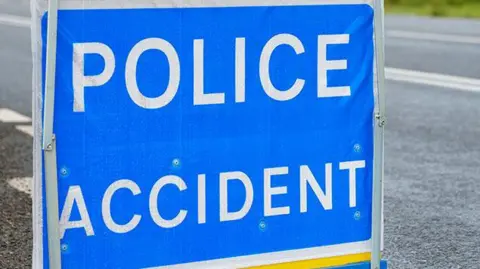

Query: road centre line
[385,68,480,93]
[0,14,30,28]
[387,30,480,45]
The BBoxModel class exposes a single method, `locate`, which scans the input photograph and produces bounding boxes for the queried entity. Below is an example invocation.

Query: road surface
[1,4,480,269]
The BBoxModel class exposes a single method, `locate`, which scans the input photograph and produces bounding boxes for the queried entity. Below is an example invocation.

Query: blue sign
[41,2,375,268]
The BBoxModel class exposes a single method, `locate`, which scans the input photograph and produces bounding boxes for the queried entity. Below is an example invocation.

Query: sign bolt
[376,114,386,128]
[354,144,361,152]
[354,211,361,220]
[172,158,181,167]
[259,220,267,231]
[61,244,68,252]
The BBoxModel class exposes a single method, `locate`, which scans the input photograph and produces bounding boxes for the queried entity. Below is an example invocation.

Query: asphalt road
[1,5,480,269]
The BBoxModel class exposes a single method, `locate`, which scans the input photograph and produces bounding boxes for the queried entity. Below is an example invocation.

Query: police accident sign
[32,0,382,268]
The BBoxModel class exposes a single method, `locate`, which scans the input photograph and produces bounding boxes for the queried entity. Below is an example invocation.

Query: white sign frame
[31,1,386,268]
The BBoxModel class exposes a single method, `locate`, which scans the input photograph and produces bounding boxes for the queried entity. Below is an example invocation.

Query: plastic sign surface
[37,0,378,268]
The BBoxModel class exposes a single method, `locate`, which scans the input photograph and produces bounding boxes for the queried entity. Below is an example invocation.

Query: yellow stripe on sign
[246,252,371,269]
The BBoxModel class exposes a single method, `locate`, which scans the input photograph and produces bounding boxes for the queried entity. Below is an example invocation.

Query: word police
[73,33,351,112]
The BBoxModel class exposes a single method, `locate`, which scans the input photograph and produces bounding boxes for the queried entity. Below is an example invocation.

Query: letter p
[73,42,115,112]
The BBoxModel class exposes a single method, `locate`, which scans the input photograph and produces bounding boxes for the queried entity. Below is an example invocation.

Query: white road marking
[0,108,31,123]
[0,108,33,195]
[387,30,480,45]
[0,14,30,28]
[15,125,34,137]
[385,68,480,93]
[8,177,32,196]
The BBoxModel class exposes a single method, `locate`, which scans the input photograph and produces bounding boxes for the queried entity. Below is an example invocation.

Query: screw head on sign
[354,144,362,153]
[172,158,181,167]
[60,167,68,176]
[259,220,267,231]
[61,244,68,252]
[354,211,361,220]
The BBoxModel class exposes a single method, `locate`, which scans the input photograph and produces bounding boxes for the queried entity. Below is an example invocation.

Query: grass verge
[385,3,480,18]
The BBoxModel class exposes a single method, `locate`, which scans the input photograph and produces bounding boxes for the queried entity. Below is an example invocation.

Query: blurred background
[386,0,480,17]
[1,0,479,268]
